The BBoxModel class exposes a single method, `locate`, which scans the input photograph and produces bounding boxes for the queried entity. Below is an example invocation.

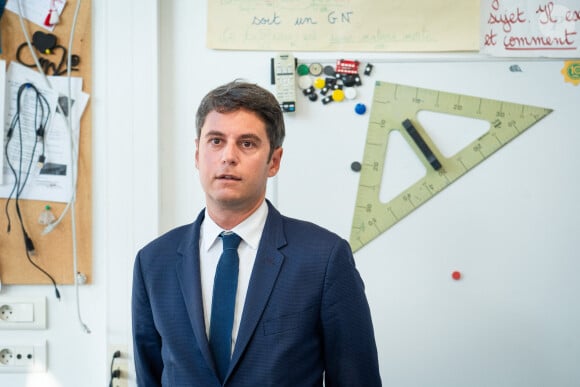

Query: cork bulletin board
[0,0,92,285]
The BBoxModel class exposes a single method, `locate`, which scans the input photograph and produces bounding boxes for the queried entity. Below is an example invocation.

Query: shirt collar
[201,200,269,252]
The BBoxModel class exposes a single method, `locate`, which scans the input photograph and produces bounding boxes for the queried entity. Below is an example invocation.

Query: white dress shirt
[199,200,268,353]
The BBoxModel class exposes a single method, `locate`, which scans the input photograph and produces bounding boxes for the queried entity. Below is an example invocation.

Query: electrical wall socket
[108,345,129,387]
[0,297,46,330]
[0,341,47,373]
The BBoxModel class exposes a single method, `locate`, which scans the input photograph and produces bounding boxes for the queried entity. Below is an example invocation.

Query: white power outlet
[0,297,46,330]
[0,341,47,373]
[109,345,129,387]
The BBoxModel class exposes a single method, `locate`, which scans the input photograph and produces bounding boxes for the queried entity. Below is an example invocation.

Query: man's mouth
[217,174,241,181]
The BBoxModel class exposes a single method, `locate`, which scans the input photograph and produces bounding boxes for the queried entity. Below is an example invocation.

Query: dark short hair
[195,80,285,157]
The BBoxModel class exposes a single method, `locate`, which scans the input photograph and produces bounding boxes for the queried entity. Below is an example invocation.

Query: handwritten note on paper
[481,0,580,57]
[207,1,479,52]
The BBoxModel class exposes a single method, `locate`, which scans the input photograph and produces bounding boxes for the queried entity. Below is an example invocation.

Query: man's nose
[221,142,239,164]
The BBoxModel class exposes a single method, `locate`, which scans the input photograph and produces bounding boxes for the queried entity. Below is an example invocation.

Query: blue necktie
[209,232,241,382]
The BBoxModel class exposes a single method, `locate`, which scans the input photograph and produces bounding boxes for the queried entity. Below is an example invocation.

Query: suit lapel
[228,202,286,377]
[175,210,218,374]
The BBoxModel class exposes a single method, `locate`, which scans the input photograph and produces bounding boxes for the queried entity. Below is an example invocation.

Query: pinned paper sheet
[0,62,89,203]
[6,0,66,31]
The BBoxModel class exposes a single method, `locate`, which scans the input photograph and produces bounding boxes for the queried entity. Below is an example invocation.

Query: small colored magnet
[331,89,345,102]
[313,77,325,89]
[354,103,366,115]
[344,87,357,100]
[323,65,336,76]
[297,64,310,76]
[321,95,333,105]
[309,63,323,76]
[561,61,580,86]
[298,75,313,89]
[364,63,374,76]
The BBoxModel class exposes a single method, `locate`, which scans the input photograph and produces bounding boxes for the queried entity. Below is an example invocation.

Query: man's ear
[194,138,199,168]
[268,147,283,177]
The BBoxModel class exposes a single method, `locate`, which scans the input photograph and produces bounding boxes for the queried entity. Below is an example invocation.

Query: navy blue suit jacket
[132,201,381,386]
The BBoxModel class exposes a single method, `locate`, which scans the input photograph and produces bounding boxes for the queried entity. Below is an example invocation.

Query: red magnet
[452,271,461,280]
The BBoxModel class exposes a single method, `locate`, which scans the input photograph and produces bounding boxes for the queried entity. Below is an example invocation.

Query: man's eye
[241,141,254,148]
[210,138,221,145]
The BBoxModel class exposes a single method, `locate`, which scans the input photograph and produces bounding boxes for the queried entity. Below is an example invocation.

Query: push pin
[38,204,56,225]
[76,272,88,285]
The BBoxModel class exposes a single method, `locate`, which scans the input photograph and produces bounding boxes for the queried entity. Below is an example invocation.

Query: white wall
[0,1,158,386]
[1,1,578,386]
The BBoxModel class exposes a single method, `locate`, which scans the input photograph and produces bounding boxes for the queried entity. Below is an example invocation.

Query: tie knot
[220,232,241,250]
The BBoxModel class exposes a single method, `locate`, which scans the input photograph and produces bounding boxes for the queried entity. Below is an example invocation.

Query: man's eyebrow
[203,130,224,138]
[239,133,262,142]
[202,131,263,143]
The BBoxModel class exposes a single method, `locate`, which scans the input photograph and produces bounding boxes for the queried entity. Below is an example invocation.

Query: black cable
[16,41,80,76]
[108,350,121,387]
[4,113,19,232]
[5,82,47,225]
[23,243,60,299]
[4,82,59,299]
[4,83,27,231]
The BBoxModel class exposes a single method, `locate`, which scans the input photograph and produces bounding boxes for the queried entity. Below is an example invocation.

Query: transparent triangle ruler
[349,81,552,252]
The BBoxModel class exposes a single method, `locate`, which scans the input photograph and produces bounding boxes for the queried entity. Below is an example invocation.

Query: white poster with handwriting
[481,0,580,57]
[207,1,479,52]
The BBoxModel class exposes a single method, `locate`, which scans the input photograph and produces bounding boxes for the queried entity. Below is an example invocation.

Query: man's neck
[206,199,265,230]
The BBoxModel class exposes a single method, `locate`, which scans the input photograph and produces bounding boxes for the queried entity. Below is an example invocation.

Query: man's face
[195,109,282,215]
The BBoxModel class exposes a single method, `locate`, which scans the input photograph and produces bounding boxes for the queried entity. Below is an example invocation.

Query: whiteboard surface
[160,2,580,386]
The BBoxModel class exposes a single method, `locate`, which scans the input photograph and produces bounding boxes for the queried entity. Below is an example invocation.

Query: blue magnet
[355,103,367,115]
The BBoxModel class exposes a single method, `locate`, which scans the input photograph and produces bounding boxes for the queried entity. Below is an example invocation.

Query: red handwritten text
[566,8,580,22]
[504,29,576,50]
[536,2,558,24]
[484,29,498,46]
[488,7,527,33]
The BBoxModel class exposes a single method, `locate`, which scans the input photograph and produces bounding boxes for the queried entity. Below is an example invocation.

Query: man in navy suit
[132,80,381,386]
